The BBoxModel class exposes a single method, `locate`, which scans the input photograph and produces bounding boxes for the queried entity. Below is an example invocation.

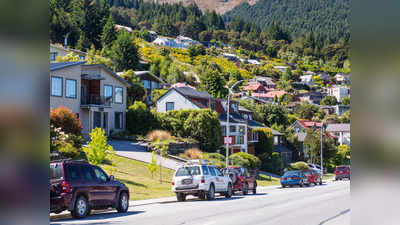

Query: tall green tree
[101,14,117,50]
[111,31,139,71]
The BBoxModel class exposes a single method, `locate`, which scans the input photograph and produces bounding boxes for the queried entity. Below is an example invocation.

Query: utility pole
[226,80,245,168]
[320,123,324,176]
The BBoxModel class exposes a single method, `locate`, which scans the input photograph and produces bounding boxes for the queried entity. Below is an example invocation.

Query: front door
[93,112,102,129]
[103,112,108,135]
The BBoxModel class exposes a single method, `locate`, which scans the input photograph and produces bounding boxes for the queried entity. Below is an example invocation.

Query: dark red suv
[334,165,350,180]
[221,166,257,195]
[50,159,130,218]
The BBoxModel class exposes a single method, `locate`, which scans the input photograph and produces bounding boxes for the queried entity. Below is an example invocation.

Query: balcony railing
[81,95,112,107]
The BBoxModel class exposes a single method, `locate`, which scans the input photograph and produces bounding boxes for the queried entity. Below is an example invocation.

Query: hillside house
[50,61,131,137]
[50,44,86,62]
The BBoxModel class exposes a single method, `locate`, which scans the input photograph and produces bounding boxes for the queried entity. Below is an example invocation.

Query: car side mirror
[109,175,114,181]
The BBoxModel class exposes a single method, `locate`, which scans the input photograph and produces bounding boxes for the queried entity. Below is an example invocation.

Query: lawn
[322,173,335,180]
[256,174,281,186]
[100,155,175,201]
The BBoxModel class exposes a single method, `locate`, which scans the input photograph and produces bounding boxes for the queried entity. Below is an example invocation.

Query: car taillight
[201,176,205,183]
[238,176,244,182]
[172,181,175,185]
[293,176,299,180]
[280,177,286,180]
[61,181,71,193]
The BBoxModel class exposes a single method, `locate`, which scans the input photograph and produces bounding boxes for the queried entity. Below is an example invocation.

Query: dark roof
[50,61,86,71]
[219,113,246,124]
[174,87,212,99]
[247,120,265,128]
[239,106,252,113]
[326,123,350,132]
[134,71,166,84]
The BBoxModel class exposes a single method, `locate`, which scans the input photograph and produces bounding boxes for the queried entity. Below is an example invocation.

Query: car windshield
[175,166,201,176]
[50,163,63,180]
[284,171,300,176]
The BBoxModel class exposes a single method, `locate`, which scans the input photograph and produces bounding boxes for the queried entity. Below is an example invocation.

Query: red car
[334,165,350,180]
[221,167,257,195]
[303,169,323,185]
[50,159,130,218]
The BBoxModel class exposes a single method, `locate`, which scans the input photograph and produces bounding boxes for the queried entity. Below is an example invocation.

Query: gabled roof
[82,64,131,87]
[174,87,212,99]
[238,106,252,113]
[50,44,87,56]
[50,61,86,71]
[298,120,323,128]
[134,71,166,84]
[326,123,350,132]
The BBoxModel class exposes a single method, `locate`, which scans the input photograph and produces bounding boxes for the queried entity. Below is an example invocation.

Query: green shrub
[126,101,159,135]
[260,152,282,174]
[229,152,261,169]
[285,161,310,172]
[203,153,226,168]
[58,142,82,160]
[83,128,115,165]
[253,128,274,156]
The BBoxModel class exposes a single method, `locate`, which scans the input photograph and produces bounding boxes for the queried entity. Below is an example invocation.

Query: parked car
[307,163,327,174]
[280,170,310,188]
[303,169,323,185]
[334,165,350,180]
[172,160,233,201]
[221,166,257,195]
[50,159,130,218]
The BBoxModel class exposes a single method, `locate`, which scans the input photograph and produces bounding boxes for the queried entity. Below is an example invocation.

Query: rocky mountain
[147,0,258,14]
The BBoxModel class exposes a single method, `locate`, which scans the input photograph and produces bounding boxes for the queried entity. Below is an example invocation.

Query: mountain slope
[224,0,350,40]
[146,0,259,14]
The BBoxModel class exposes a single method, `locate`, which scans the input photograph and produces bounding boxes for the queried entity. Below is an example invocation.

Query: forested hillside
[224,0,350,42]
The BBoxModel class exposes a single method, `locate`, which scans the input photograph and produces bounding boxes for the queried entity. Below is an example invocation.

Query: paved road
[50,180,350,225]
[109,140,183,170]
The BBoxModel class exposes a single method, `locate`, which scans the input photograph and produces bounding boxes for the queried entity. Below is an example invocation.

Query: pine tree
[111,31,139,71]
[101,14,117,49]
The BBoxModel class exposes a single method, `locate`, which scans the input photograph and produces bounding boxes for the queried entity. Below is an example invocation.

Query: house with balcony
[156,86,267,154]
[50,61,131,137]
[326,85,350,102]
[326,123,350,147]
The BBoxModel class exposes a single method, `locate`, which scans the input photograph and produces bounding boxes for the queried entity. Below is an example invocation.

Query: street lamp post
[226,80,245,168]
[320,123,324,176]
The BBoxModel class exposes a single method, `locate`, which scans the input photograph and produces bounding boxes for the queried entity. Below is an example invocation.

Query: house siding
[156,90,200,112]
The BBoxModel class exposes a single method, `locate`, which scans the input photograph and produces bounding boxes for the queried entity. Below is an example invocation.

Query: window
[235,136,244,145]
[209,166,216,176]
[230,126,236,133]
[142,80,150,89]
[175,166,201,176]
[274,136,279,145]
[81,165,95,182]
[214,168,223,177]
[252,131,258,141]
[210,101,216,110]
[152,81,159,89]
[65,79,77,98]
[239,126,245,135]
[221,126,226,136]
[50,52,58,61]
[115,112,123,129]
[66,164,81,181]
[115,87,123,104]
[166,102,174,111]
[79,55,85,60]
[50,163,63,180]
[201,166,209,175]
[104,85,113,102]
[93,166,108,182]
[51,76,62,97]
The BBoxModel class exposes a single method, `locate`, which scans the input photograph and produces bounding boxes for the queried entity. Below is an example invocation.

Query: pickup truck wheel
[117,192,129,213]
[207,184,215,200]
[71,196,88,219]
[243,183,249,195]
[176,193,186,202]
[225,183,232,198]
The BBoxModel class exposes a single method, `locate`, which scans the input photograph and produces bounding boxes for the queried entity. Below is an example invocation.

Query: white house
[222,53,239,62]
[326,123,350,146]
[114,24,133,33]
[274,66,288,72]
[300,75,314,86]
[335,73,350,84]
[175,35,199,48]
[152,37,183,48]
[247,59,261,65]
[327,85,350,102]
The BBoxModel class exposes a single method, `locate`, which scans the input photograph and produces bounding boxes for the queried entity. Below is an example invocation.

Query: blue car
[280,170,310,188]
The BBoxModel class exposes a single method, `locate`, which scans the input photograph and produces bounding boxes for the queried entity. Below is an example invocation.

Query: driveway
[109,140,183,170]
[50,180,350,225]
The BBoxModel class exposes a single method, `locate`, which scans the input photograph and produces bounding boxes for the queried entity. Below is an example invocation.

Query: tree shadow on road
[50,210,145,224]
